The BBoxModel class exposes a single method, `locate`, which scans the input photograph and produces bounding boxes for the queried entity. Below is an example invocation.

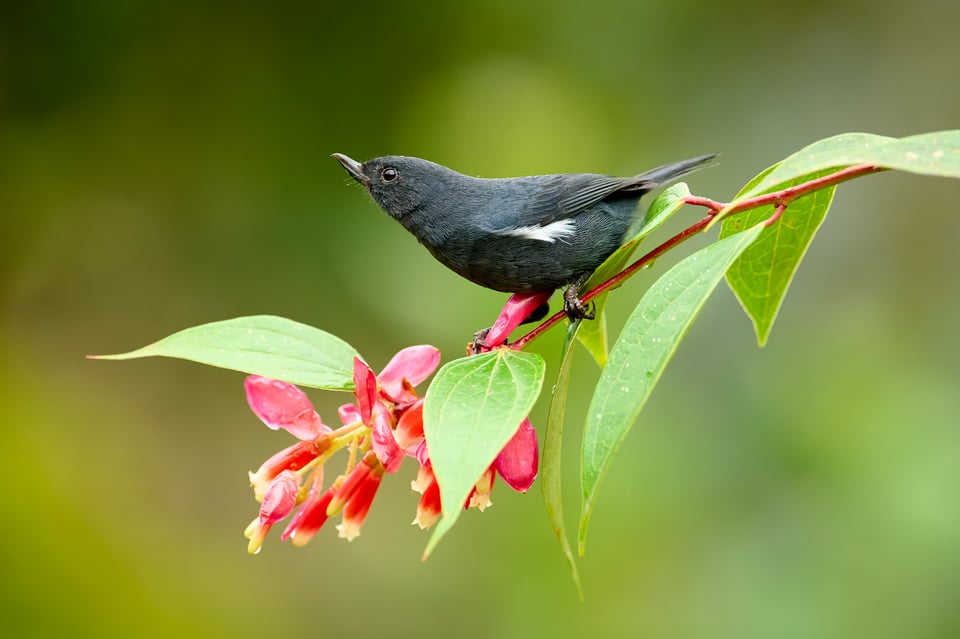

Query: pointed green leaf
[739,130,960,198]
[633,182,694,241]
[720,171,837,345]
[575,309,609,368]
[92,315,358,390]
[542,322,583,597]
[422,349,545,557]
[579,223,765,553]
[576,183,692,366]
[877,130,960,176]
[718,129,960,346]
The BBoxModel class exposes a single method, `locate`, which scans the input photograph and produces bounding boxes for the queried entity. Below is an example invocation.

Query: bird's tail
[632,153,718,188]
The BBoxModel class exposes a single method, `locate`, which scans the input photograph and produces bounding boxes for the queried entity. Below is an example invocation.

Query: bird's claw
[469,328,493,355]
[562,287,595,321]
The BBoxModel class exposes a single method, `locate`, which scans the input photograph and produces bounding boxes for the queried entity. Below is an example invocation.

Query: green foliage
[542,322,583,597]
[422,349,545,556]
[93,315,358,390]
[722,130,960,345]
[578,223,766,551]
[576,183,693,366]
[90,130,960,587]
[8,0,960,629]
[738,131,960,199]
[721,173,836,345]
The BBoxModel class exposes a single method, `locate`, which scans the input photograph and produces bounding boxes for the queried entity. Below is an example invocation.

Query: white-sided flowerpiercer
[333,152,716,320]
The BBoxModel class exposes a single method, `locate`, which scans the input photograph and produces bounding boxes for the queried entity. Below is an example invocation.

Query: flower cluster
[242,345,540,553]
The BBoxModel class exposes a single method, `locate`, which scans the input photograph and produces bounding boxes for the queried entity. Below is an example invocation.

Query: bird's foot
[563,285,595,321]
[469,328,495,355]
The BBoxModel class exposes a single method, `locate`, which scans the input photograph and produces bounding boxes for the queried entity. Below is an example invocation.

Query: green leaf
[720,171,837,345]
[579,223,765,553]
[877,130,960,176]
[542,322,583,597]
[576,183,692,366]
[633,182,694,241]
[739,130,960,198]
[574,309,609,368]
[91,315,358,390]
[719,130,960,346]
[422,349,545,557]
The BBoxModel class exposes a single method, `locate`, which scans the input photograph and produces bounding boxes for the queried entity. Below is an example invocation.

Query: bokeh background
[2,1,959,637]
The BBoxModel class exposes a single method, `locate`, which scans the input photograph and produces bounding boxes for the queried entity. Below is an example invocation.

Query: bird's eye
[381,167,399,182]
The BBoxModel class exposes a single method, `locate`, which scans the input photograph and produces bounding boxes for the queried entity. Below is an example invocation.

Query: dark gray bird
[333,152,716,320]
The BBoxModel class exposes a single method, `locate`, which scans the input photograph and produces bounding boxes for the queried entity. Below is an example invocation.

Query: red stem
[509,163,884,350]
[511,215,714,349]
[689,163,884,216]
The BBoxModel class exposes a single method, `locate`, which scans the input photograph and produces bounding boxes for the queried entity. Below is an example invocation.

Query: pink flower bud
[338,402,362,425]
[245,376,329,440]
[353,358,377,424]
[378,345,440,404]
[259,470,301,525]
[371,403,403,473]
[494,417,539,492]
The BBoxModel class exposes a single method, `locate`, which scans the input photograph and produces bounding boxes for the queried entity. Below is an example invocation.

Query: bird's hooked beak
[332,153,368,184]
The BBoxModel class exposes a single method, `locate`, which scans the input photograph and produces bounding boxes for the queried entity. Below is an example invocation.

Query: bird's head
[332,153,459,222]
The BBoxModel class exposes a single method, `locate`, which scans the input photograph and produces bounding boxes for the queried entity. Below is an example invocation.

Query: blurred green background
[2,1,959,637]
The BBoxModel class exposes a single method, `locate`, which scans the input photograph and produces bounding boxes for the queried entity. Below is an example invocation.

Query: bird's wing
[525,173,646,223]
[535,154,719,221]
[480,174,640,243]
[554,174,648,218]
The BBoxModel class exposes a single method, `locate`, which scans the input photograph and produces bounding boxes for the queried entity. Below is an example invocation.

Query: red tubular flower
[281,471,336,547]
[467,466,496,511]
[394,398,424,452]
[239,343,538,551]
[246,470,301,554]
[347,346,439,473]
[329,451,384,541]
[248,438,329,501]
[241,347,438,551]
[411,464,441,530]
[245,376,334,499]
[410,416,540,526]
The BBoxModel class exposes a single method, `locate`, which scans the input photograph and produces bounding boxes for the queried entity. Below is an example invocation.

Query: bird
[333,152,716,321]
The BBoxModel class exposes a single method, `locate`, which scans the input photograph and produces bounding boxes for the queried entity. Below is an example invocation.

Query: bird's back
[418,173,643,292]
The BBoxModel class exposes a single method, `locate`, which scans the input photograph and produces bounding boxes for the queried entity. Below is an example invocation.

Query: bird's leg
[562,278,595,321]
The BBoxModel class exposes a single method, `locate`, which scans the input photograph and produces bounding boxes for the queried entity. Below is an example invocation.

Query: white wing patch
[496,219,576,244]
